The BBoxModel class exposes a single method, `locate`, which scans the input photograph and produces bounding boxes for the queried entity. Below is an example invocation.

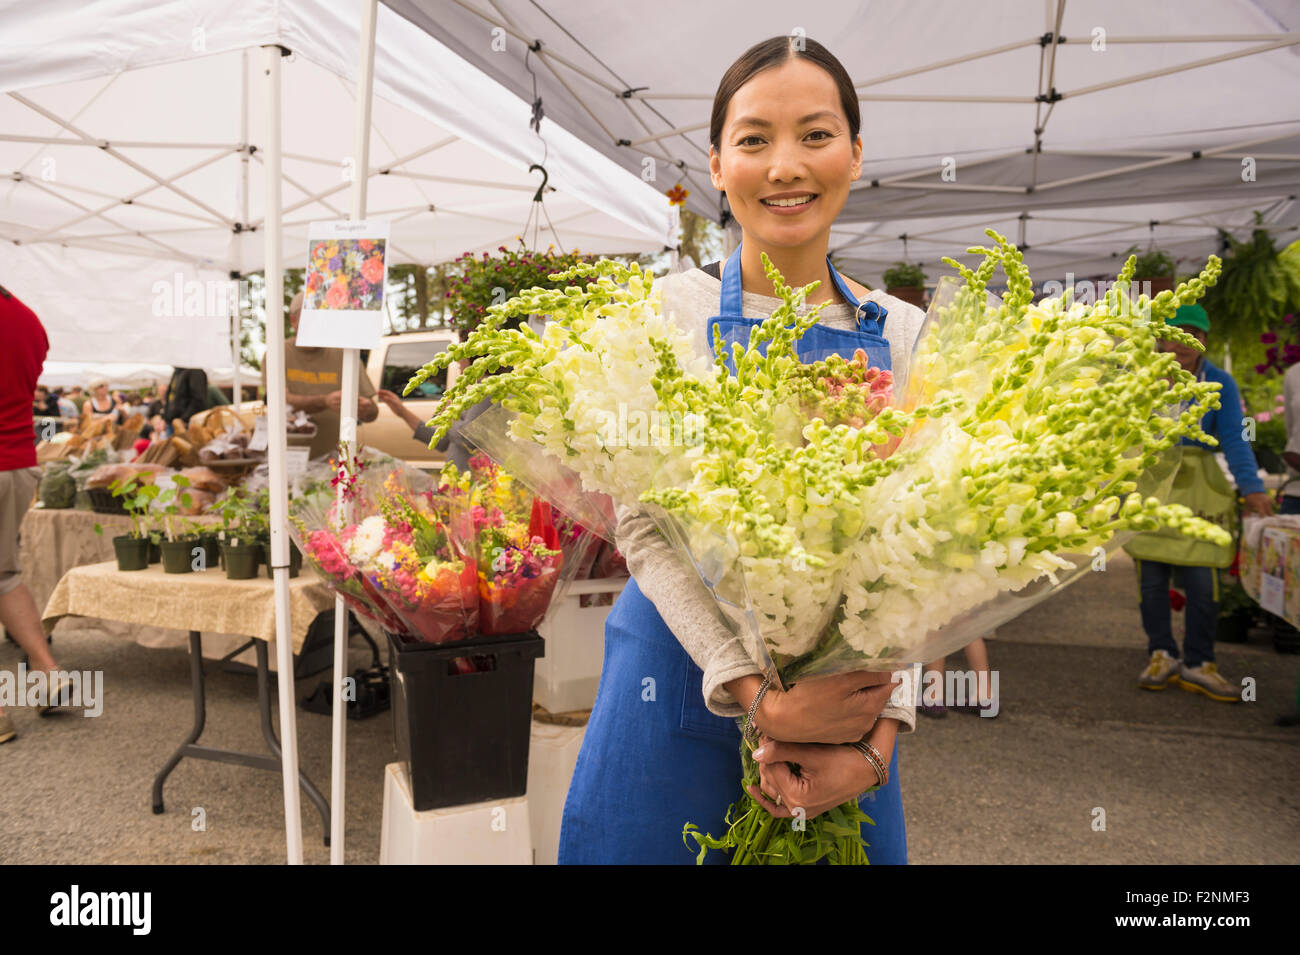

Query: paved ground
[2,549,1297,864]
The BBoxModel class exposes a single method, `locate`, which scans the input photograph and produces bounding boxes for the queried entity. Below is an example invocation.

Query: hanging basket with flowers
[444,241,595,337]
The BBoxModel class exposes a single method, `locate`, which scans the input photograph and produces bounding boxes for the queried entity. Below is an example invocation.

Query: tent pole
[329,0,378,867]
[234,49,250,412]
[261,41,304,866]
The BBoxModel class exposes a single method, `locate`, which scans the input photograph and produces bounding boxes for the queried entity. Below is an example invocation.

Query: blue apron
[709,243,893,373]
[557,255,907,865]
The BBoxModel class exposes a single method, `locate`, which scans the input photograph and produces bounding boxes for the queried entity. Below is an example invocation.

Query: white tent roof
[37,361,260,390]
[382,0,1300,282]
[1,0,674,364]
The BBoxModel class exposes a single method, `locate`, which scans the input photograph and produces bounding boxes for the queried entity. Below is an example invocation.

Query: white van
[358,331,460,469]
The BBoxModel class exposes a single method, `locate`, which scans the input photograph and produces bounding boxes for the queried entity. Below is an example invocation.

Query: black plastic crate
[87,486,128,515]
[387,629,544,811]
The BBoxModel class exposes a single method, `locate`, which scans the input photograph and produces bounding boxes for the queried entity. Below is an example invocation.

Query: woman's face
[709,57,861,249]
[93,384,108,400]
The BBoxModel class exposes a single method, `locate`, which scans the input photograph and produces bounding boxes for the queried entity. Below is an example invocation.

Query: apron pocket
[678,654,741,740]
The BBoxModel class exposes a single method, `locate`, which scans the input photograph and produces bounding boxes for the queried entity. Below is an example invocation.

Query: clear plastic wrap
[420,241,1228,689]
[405,241,1231,865]
[288,456,478,641]
[466,460,564,635]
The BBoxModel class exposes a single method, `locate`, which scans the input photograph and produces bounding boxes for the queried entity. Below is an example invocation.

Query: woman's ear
[709,146,724,192]
[851,134,863,181]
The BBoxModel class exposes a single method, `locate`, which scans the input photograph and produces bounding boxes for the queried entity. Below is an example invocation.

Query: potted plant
[155,475,200,574]
[444,241,594,337]
[96,474,158,571]
[882,261,927,308]
[214,487,261,580]
[194,523,221,570]
[247,488,303,579]
[1126,247,1177,296]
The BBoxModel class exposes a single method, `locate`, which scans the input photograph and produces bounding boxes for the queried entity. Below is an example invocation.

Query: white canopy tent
[1,0,673,364]
[37,362,260,390]
[2,0,672,865]
[382,0,1300,282]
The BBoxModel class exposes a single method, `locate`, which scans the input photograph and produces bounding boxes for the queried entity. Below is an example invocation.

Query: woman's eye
[806,130,832,141]
[738,135,765,146]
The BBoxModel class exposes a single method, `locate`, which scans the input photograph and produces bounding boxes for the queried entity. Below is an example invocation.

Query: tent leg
[261,41,305,867]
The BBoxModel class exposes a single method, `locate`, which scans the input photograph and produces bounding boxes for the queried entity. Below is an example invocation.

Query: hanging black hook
[529,163,549,203]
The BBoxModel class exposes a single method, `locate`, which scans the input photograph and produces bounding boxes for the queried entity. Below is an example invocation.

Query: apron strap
[718,242,886,334]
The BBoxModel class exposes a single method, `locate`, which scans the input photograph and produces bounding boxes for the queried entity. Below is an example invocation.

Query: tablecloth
[43,560,334,654]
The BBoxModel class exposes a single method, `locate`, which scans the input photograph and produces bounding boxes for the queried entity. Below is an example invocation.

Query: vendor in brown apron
[1124,305,1272,702]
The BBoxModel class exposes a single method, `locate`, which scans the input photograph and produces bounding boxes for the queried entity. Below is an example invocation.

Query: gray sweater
[615,265,926,731]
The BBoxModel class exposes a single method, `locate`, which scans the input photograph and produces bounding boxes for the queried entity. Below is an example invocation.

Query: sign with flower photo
[296,219,390,348]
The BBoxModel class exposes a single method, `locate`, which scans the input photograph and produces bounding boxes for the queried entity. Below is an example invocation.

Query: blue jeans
[1136,559,1218,668]
[558,578,907,864]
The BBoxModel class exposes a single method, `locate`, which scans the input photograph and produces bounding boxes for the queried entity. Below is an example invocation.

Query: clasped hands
[728,670,899,821]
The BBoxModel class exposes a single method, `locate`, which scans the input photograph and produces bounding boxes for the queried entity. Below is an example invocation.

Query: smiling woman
[557,35,919,865]
[707,38,863,305]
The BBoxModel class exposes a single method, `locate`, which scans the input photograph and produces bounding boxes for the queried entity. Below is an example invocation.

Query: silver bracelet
[743,674,773,742]
[851,738,889,788]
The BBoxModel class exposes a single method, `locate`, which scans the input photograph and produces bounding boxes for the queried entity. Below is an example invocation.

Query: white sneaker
[1175,662,1242,702]
[1138,649,1181,690]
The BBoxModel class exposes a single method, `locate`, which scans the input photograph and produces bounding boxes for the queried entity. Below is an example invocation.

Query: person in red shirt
[0,285,71,744]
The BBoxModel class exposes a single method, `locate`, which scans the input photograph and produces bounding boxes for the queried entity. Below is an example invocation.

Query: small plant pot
[886,285,927,309]
[262,540,303,579]
[1215,609,1252,644]
[221,540,261,580]
[197,532,221,570]
[148,539,162,564]
[160,538,199,574]
[112,535,150,572]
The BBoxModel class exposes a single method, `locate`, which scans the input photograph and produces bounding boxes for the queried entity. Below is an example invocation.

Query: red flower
[326,279,350,308]
[306,271,322,291]
[1168,589,1186,612]
[361,255,384,285]
[358,239,373,252]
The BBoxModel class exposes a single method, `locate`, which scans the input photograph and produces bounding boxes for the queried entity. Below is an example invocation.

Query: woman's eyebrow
[732,110,839,128]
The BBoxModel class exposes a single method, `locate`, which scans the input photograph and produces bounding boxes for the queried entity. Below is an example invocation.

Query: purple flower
[1262,332,1278,344]
[329,255,342,270]
[1257,363,1271,374]
[1286,315,1295,324]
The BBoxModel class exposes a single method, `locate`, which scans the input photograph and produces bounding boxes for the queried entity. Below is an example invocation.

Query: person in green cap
[1127,303,1271,702]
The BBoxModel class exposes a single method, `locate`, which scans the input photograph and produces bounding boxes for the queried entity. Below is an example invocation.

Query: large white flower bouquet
[406,230,1229,864]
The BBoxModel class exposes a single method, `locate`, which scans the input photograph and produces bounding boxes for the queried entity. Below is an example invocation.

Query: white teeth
[762,195,814,207]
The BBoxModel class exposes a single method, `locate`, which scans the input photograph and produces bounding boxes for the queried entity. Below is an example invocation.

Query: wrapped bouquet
[289,454,477,643]
[462,454,565,635]
[407,230,1231,864]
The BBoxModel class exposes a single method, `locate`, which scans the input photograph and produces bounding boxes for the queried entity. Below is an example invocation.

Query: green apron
[1123,446,1239,568]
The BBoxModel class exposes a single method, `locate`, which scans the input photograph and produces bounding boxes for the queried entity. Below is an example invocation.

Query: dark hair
[709,35,860,151]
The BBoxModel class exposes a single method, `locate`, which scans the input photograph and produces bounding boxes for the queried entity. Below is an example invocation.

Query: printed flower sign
[296,220,390,349]
[306,237,387,311]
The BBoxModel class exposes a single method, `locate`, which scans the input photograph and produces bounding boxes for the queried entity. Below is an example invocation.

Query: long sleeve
[1212,371,1265,496]
[614,504,759,716]
[615,504,915,732]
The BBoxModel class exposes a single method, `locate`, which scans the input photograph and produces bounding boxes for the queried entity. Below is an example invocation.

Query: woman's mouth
[760,193,818,214]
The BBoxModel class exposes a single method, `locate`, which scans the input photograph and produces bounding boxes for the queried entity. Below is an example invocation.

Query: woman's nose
[766,139,807,183]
